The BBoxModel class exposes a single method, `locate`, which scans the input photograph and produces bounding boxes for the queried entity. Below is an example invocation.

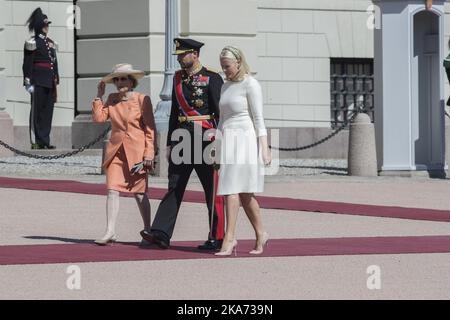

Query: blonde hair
[220,46,250,81]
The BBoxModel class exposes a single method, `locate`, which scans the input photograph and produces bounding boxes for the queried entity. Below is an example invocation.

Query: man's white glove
[25,84,34,94]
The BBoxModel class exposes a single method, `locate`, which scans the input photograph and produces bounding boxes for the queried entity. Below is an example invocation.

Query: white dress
[216,75,267,195]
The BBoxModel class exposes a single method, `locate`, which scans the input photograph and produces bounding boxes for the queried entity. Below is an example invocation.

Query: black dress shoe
[31,143,56,150]
[197,239,223,251]
[140,230,170,249]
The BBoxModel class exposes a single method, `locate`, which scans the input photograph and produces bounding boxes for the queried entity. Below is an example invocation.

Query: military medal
[192,74,209,86]
[195,88,204,96]
[195,99,204,108]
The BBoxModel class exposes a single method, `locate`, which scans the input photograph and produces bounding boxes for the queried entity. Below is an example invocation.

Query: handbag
[137,93,157,175]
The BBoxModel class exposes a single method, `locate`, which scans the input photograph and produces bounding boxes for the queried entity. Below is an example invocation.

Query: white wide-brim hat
[102,63,145,84]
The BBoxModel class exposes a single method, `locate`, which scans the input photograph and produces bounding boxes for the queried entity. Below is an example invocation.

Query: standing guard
[141,38,225,250]
[22,7,59,149]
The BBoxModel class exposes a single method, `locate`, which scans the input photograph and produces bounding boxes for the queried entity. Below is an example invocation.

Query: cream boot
[95,189,119,245]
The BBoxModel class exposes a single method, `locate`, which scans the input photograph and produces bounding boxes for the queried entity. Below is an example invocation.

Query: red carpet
[1,235,450,265]
[1,176,450,222]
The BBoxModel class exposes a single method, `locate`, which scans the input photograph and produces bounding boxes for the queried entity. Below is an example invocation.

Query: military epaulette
[24,38,36,51]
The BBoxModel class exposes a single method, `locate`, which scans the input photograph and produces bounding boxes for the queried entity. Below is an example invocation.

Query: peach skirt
[106,145,147,193]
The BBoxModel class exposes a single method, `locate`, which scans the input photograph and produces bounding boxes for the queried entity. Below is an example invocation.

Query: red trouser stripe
[213,169,225,239]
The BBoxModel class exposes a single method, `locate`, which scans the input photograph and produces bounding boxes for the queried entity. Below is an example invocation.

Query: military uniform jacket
[167,66,224,146]
[22,33,59,89]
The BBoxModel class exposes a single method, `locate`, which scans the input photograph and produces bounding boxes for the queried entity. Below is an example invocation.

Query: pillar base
[378,169,446,178]
[0,111,14,157]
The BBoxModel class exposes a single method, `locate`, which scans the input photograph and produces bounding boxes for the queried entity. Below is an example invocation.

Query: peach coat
[92,92,156,191]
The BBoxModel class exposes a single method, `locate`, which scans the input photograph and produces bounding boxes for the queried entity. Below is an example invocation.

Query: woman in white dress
[214,46,271,256]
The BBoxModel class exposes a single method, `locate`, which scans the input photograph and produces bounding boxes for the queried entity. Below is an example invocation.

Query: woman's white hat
[102,63,145,83]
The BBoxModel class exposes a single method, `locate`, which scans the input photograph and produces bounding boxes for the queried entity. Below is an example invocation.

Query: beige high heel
[94,233,117,246]
[249,232,269,254]
[215,239,238,256]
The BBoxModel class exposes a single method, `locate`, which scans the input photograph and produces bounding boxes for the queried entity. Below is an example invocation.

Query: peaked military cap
[26,8,52,34]
[173,38,204,55]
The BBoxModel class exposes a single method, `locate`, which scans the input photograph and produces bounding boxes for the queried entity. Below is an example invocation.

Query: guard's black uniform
[150,65,226,248]
[22,8,59,149]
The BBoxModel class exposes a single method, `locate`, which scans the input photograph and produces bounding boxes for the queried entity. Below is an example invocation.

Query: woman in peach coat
[92,63,157,245]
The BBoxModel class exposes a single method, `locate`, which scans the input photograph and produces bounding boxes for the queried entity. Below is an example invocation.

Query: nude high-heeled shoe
[214,239,238,256]
[249,232,269,254]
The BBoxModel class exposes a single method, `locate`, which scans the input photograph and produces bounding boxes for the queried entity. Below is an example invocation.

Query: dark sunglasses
[113,76,129,82]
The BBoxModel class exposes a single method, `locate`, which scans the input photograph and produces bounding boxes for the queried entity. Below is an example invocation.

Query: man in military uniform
[141,38,225,250]
[22,7,59,149]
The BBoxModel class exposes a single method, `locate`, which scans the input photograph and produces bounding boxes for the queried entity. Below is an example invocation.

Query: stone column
[153,0,179,177]
[0,0,13,157]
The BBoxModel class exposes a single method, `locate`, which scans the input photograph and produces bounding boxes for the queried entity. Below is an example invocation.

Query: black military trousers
[151,137,225,242]
[30,85,54,146]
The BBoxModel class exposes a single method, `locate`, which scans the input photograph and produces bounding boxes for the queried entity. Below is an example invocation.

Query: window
[330,58,374,128]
